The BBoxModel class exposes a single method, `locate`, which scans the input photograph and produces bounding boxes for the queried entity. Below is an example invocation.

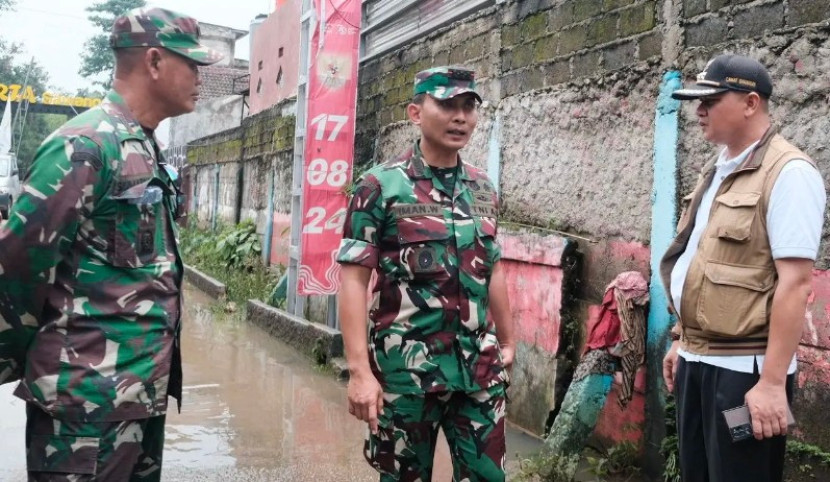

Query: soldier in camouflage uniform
[338,67,516,481]
[0,7,222,481]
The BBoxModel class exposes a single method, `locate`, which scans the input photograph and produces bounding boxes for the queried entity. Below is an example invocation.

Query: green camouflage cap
[110,7,224,66]
[413,66,482,102]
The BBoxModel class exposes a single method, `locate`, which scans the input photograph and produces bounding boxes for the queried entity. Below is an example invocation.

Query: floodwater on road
[0,284,542,481]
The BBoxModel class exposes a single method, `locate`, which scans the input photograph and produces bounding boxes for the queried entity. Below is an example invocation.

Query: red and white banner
[298,0,361,295]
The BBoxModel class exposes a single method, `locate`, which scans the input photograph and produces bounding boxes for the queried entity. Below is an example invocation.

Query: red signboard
[298,0,361,295]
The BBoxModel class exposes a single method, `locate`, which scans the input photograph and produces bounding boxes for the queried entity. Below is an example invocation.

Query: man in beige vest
[660,54,826,482]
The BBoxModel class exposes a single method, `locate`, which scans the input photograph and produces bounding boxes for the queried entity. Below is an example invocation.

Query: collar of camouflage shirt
[406,139,474,182]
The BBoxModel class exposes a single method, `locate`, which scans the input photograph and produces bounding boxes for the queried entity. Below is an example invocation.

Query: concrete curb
[183,265,227,300]
[329,357,350,381]
[246,300,344,364]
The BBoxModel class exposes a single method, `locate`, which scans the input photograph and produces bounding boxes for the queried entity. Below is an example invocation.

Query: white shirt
[671,142,826,374]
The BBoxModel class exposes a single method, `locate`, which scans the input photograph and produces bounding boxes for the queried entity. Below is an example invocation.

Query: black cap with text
[672,54,773,100]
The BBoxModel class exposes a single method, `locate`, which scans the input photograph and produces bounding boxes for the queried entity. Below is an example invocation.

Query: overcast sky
[0,0,275,93]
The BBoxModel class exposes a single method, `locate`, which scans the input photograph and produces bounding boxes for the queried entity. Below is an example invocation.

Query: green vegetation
[786,440,830,478]
[585,441,640,481]
[512,441,640,482]
[513,452,580,482]
[786,440,830,466]
[180,220,284,308]
[660,396,681,482]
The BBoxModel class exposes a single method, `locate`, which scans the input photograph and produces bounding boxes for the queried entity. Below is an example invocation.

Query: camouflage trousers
[365,384,506,482]
[26,404,166,481]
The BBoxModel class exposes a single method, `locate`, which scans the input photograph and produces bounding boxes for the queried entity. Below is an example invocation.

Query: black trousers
[675,357,794,482]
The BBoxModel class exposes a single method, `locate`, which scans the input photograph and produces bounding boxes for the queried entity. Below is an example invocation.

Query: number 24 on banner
[304,207,346,234]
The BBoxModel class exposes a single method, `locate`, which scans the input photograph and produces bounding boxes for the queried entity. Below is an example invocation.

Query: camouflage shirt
[337,141,507,395]
[0,90,184,422]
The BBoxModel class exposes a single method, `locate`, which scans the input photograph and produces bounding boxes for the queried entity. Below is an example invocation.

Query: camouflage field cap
[413,66,482,102]
[110,7,224,66]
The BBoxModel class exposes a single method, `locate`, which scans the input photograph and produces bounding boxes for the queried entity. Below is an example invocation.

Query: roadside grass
[180,220,283,309]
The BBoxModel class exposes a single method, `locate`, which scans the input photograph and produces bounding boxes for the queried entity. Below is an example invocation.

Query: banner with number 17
[298,0,361,295]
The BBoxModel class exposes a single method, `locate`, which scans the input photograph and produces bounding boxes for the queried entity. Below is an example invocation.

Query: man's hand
[500,343,515,370]
[745,379,790,440]
[347,371,384,434]
[663,341,680,392]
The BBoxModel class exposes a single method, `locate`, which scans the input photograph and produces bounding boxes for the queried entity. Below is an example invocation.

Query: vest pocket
[697,261,775,336]
[712,191,761,242]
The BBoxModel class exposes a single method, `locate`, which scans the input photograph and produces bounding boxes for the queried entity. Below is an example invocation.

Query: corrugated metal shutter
[361,0,496,61]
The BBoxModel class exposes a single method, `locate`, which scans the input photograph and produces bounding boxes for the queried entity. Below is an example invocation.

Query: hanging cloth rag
[611,272,649,407]
[582,271,649,407]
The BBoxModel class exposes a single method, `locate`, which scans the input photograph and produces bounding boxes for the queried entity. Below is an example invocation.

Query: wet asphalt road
[0,284,541,481]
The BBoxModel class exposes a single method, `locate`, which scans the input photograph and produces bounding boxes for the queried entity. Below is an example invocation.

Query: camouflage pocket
[27,434,100,476]
[396,215,449,279]
[109,184,162,267]
[473,216,498,275]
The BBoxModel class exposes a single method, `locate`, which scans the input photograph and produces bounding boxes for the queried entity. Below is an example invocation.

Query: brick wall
[187,99,296,248]
[500,0,661,97]
[683,0,830,47]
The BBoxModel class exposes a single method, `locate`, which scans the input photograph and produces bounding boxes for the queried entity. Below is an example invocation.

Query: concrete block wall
[499,229,581,436]
[186,100,296,262]
[499,0,662,98]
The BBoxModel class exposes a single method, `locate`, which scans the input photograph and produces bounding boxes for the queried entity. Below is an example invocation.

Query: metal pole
[12,57,36,158]
[287,0,314,317]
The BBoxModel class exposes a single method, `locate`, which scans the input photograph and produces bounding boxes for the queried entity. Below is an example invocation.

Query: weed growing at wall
[512,442,640,482]
[660,396,681,482]
[180,221,283,308]
[513,452,580,482]
[215,221,261,269]
[785,439,830,479]
[585,441,641,481]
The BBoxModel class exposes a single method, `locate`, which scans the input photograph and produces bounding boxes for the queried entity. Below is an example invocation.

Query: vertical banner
[298,0,361,295]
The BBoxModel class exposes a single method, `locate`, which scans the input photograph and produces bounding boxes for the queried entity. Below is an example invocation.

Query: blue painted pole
[487,113,501,194]
[644,70,682,475]
[192,169,199,222]
[263,166,276,265]
[212,166,220,232]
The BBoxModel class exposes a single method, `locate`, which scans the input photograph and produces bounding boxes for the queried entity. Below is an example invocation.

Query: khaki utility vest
[660,127,816,355]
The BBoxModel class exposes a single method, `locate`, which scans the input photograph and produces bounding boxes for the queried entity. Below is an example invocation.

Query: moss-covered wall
[186,98,296,246]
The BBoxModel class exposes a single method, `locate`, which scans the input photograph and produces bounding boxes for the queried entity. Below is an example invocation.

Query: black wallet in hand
[722,404,796,442]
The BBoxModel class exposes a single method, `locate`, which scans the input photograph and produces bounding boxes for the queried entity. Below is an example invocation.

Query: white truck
[0,152,20,219]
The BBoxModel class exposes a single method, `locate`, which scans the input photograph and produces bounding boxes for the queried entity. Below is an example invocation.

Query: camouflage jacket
[0,90,183,422]
[337,141,507,394]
